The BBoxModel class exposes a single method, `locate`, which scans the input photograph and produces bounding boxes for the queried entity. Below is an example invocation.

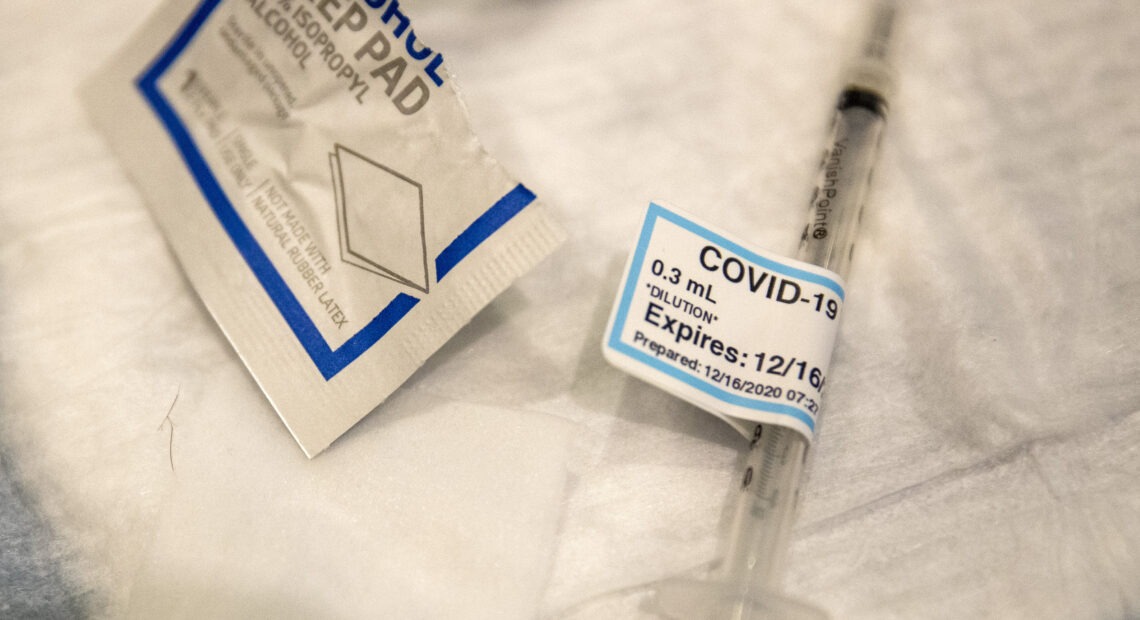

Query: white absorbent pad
[1,0,1138,618]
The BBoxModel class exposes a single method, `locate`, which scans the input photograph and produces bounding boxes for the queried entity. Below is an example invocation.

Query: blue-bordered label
[603,203,846,440]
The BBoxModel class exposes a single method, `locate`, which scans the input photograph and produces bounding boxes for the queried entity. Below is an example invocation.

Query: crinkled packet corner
[82,0,564,457]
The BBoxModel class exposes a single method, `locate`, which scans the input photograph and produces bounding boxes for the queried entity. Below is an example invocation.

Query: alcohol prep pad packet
[81,0,564,457]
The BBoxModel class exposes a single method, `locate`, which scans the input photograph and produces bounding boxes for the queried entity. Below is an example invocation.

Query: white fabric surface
[2,1,1139,618]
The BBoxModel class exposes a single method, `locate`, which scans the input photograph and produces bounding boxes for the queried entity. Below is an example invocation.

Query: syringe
[656,3,898,618]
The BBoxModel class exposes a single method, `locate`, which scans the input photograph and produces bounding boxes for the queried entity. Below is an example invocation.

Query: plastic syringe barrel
[720,90,888,591]
[717,1,895,608]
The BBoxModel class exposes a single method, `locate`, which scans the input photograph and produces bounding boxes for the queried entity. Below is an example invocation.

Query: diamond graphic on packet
[330,143,430,293]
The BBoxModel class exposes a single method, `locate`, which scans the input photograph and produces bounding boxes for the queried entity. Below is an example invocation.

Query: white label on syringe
[602,203,845,442]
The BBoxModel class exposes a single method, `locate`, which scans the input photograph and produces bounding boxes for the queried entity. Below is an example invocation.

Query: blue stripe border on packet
[606,203,846,433]
[136,0,534,380]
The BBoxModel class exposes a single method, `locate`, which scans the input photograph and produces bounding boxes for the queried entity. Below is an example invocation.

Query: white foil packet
[82,0,564,456]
